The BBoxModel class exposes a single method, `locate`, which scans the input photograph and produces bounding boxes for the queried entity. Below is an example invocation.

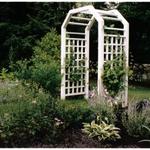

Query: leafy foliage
[122,102,150,139]
[118,2,150,64]
[102,55,126,98]
[10,59,31,80]
[56,100,95,129]
[0,79,61,146]
[11,29,61,95]
[0,2,75,68]
[82,116,121,142]
[33,28,60,61]
[0,2,150,69]
[0,68,14,81]
[55,99,116,130]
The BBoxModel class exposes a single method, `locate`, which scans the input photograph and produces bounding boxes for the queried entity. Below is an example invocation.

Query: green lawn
[59,86,150,107]
[128,86,150,102]
[58,99,89,109]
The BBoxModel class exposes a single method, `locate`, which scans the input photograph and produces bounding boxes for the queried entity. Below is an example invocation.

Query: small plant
[102,54,126,98]
[92,100,116,124]
[0,68,14,81]
[82,116,121,142]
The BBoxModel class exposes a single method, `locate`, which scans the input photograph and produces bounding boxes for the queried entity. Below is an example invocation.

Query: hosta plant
[82,116,121,142]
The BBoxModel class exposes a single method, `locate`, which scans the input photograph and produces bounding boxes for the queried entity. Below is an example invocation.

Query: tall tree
[0,2,74,69]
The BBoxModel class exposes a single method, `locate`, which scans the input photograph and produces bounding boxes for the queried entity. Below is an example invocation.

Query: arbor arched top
[62,5,128,30]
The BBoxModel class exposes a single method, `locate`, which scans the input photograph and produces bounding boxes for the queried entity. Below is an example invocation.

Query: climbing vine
[65,52,85,82]
[102,54,126,98]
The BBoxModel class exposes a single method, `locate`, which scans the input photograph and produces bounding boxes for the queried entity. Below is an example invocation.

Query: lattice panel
[64,37,86,96]
[104,34,125,62]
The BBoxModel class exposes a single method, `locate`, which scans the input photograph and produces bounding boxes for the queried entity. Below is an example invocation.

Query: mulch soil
[32,129,150,148]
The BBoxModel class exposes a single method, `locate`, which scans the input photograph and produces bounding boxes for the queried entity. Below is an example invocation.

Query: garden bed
[0,83,150,148]
[32,129,150,148]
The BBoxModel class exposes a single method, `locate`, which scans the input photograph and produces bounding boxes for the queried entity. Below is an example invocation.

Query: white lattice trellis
[61,5,129,106]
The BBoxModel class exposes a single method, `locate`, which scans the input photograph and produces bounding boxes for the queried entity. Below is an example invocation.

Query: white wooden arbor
[61,5,129,106]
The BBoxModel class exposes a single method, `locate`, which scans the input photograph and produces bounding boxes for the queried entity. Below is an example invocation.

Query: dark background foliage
[0,2,149,69]
[118,2,150,64]
[0,2,74,69]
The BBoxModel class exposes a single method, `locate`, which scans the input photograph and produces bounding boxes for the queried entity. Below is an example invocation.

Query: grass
[0,80,49,118]
[59,86,150,106]
[0,100,32,117]
[58,99,89,109]
[128,86,150,102]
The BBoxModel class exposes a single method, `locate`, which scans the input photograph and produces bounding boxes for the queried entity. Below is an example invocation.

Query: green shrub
[56,100,95,129]
[10,59,31,80]
[82,116,121,142]
[0,79,59,147]
[30,28,60,95]
[34,28,60,61]
[55,99,116,130]
[30,50,61,95]
[122,103,150,139]
[11,28,61,95]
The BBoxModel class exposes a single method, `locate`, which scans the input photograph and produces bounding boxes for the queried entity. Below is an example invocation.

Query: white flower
[32,100,37,104]
[54,118,64,127]
[19,95,22,98]
[113,101,118,105]
[15,79,19,83]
